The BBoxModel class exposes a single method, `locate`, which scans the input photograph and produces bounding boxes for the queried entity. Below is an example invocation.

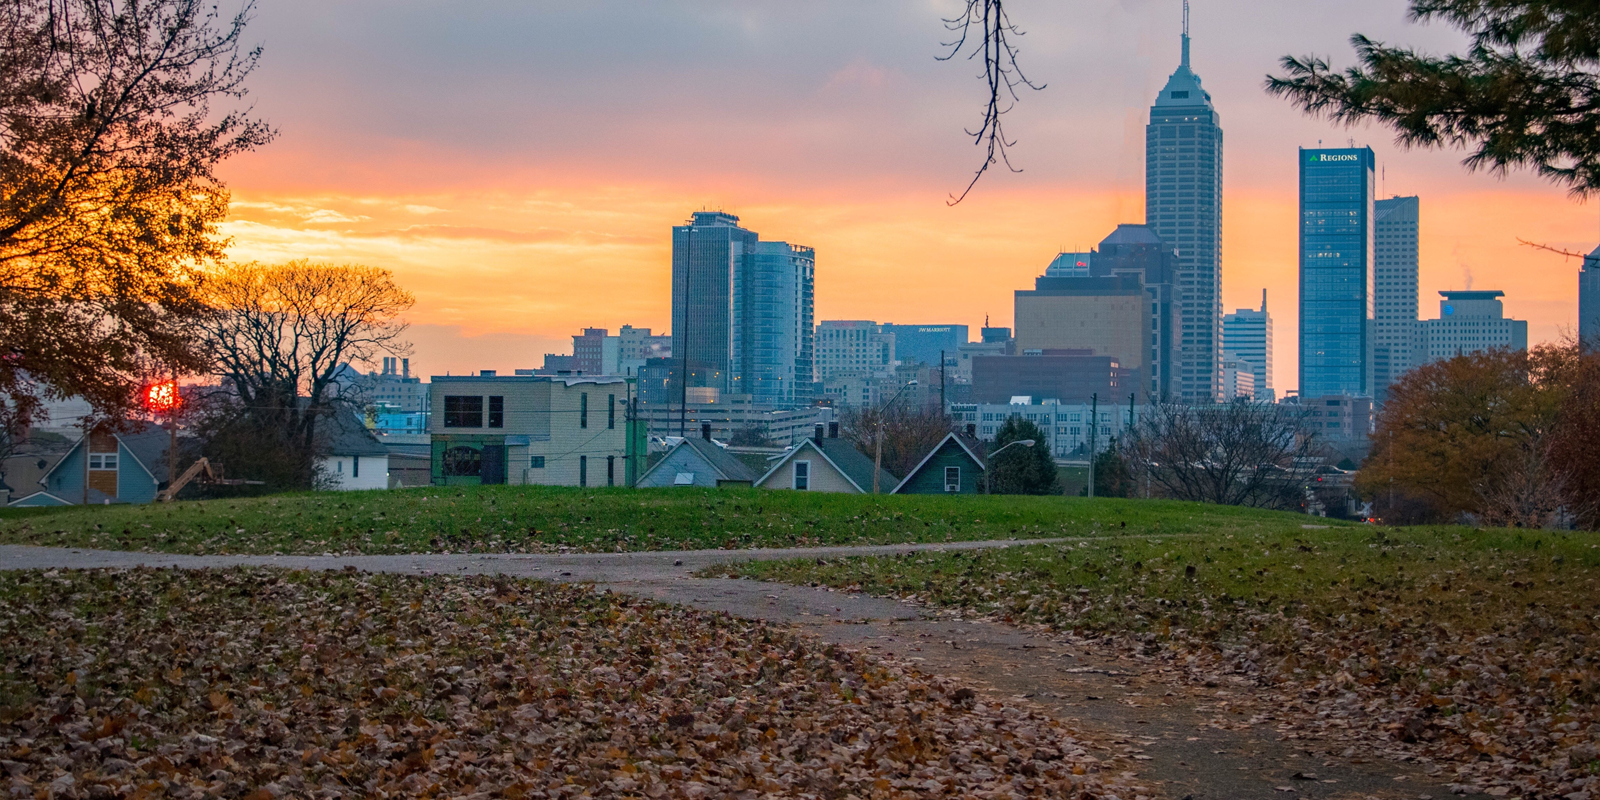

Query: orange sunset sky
[214,0,1596,394]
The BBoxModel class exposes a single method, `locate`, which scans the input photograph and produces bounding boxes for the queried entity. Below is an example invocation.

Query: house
[318,409,390,491]
[429,373,640,487]
[636,426,760,488]
[11,422,171,506]
[892,432,986,494]
[754,424,898,494]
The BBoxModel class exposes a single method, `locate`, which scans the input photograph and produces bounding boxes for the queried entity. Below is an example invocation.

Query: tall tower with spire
[1146,0,1223,402]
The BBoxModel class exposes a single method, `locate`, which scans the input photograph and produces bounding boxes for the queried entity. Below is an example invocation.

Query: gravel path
[1,541,1483,800]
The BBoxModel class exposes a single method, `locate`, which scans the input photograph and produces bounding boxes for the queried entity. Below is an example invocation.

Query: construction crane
[156,458,263,502]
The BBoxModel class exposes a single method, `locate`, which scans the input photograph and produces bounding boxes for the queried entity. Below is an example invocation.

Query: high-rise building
[880,324,968,369]
[734,241,815,408]
[815,321,895,382]
[1222,290,1273,401]
[571,328,614,375]
[1220,354,1257,401]
[1373,196,1420,402]
[1417,290,1528,363]
[1299,147,1376,398]
[673,212,759,392]
[671,211,813,408]
[1582,246,1600,346]
[1014,274,1152,400]
[1146,6,1223,402]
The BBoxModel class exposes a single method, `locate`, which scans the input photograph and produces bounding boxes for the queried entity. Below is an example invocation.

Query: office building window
[607,455,615,486]
[580,393,589,429]
[608,394,616,429]
[444,396,483,428]
[579,455,587,487]
[488,396,504,428]
[793,460,810,491]
[530,456,545,468]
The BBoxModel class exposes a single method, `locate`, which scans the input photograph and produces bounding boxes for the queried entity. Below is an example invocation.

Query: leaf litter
[0,568,1145,799]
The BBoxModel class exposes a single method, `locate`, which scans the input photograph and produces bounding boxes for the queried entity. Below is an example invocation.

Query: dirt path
[0,543,1481,800]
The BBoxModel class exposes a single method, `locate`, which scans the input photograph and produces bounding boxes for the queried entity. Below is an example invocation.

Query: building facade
[349,358,428,413]
[1417,290,1529,363]
[948,400,1139,459]
[1373,196,1420,402]
[733,241,815,407]
[1299,147,1376,398]
[880,324,967,369]
[969,353,1132,405]
[1220,354,1257,401]
[672,212,757,392]
[1146,18,1223,402]
[1221,291,1273,401]
[815,321,895,382]
[429,375,638,488]
[1014,275,1151,398]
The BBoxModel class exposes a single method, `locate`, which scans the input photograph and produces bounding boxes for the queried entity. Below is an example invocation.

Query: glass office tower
[1373,195,1419,403]
[1146,18,1223,403]
[672,212,757,392]
[1299,147,1376,398]
[734,241,815,408]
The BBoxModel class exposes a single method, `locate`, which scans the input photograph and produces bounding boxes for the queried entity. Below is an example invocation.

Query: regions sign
[1307,152,1361,163]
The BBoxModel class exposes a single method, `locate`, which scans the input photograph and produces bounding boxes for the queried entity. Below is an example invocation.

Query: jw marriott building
[1146,17,1223,402]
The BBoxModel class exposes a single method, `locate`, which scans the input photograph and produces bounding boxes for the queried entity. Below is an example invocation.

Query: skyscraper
[1417,290,1528,362]
[734,241,815,407]
[1582,246,1600,346]
[1299,147,1376,398]
[1146,4,1223,403]
[1222,291,1273,401]
[671,211,813,408]
[1373,196,1420,402]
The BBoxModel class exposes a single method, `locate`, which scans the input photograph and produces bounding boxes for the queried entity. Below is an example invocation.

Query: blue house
[637,433,761,488]
[892,432,986,494]
[10,423,170,506]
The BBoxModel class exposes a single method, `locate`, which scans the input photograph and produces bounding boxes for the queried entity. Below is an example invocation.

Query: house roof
[38,421,170,485]
[638,437,760,485]
[318,409,389,457]
[759,437,898,493]
[891,433,987,494]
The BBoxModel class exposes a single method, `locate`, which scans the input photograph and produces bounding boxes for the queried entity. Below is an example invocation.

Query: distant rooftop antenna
[1181,0,1191,68]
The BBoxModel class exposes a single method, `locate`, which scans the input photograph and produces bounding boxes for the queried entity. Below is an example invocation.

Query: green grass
[0,484,1358,555]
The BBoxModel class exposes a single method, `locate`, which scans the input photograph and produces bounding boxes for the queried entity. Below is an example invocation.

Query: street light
[872,379,918,494]
[985,438,1037,495]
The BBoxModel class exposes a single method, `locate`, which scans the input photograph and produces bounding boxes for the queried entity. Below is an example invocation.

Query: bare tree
[1477,434,1576,529]
[940,0,1045,205]
[199,261,412,487]
[839,405,952,480]
[1130,400,1319,509]
[0,0,273,438]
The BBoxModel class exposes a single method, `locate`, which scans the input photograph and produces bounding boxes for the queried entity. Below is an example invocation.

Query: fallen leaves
[0,568,1131,799]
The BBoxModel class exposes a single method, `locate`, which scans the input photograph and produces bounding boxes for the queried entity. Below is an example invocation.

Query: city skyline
[212,1,1593,392]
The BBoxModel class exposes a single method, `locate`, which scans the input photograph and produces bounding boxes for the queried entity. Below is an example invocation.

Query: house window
[352,454,360,478]
[607,455,615,486]
[444,396,483,428]
[944,466,961,492]
[488,396,504,428]
[336,460,343,474]
[579,455,588,487]
[580,393,589,429]
[530,456,546,468]
[793,460,810,491]
[608,394,616,429]
[88,453,118,470]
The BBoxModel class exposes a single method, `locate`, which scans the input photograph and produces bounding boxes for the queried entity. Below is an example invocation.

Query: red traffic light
[143,380,179,412]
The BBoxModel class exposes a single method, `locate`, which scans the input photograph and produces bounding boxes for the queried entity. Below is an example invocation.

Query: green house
[891,432,985,495]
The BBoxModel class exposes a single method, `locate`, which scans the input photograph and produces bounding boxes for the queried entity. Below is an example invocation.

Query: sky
[215,0,1598,393]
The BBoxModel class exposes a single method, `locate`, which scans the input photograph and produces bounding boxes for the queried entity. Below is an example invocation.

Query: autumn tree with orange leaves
[1359,341,1600,528]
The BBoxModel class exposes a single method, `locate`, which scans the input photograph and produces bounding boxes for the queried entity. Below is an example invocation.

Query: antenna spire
[1181,0,1191,68]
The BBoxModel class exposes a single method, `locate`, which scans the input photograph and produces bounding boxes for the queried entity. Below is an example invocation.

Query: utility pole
[678,229,692,438]
[939,349,946,416]
[1088,392,1098,499]
[168,368,179,491]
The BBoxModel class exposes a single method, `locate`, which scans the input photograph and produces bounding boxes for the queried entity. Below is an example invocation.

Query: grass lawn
[711,526,1600,798]
[0,484,1355,555]
[0,568,1131,799]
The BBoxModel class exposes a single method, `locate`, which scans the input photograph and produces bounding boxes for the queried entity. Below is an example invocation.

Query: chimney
[402,358,410,379]
[828,421,839,439]
[701,422,712,441]
[813,424,825,445]
[965,423,977,438]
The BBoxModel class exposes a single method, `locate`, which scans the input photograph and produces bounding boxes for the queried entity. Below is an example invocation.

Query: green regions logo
[1307,152,1361,164]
